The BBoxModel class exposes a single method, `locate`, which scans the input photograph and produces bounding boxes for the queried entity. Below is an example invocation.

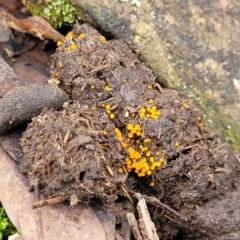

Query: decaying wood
[126,197,159,240]
[126,212,143,240]
[130,191,185,220]
[137,198,159,240]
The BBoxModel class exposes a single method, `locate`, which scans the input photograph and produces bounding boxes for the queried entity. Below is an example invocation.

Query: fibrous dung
[20,24,239,238]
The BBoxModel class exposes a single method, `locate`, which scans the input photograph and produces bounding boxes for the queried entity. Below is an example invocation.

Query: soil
[19,25,240,239]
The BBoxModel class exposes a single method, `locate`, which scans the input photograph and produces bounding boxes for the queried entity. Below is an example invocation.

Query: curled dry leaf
[0,8,64,42]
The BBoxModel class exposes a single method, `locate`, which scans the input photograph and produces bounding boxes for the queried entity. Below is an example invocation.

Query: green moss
[0,206,16,240]
[214,115,240,152]
[26,0,81,28]
[191,87,240,153]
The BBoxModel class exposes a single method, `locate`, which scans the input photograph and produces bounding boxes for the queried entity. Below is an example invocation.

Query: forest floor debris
[7,24,240,239]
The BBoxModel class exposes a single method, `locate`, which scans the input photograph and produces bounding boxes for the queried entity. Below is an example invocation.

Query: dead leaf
[91,204,116,240]
[0,8,64,42]
[0,144,108,240]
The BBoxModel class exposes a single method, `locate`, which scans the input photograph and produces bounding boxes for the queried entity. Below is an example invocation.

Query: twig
[129,190,187,220]
[33,196,65,208]
[155,83,163,92]
[33,184,44,240]
[126,212,143,240]
[137,198,159,240]
[121,185,133,204]
[235,153,240,163]
[164,214,177,223]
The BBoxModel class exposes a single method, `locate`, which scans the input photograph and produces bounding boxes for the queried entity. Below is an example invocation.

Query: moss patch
[25,0,81,28]
[0,206,16,240]
[190,86,240,152]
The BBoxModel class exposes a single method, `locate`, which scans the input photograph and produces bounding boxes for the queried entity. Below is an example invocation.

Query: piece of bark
[0,84,69,135]
[137,198,159,240]
[126,212,143,240]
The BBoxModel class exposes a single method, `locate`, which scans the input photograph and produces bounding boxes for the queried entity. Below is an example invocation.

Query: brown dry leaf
[0,8,64,42]
[0,144,108,240]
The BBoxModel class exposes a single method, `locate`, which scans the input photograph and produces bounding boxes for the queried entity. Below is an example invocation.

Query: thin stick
[129,190,186,220]
[46,161,51,178]
[34,184,44,240]
[33,196,65,208]
[121,185,133,204]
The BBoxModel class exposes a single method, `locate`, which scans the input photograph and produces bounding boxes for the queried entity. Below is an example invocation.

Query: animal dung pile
[20,102,122,209]
[20,24,240,239]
